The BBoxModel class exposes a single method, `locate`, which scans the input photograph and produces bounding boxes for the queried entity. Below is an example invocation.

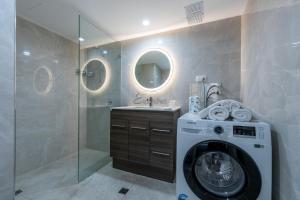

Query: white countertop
[112,105,181,112]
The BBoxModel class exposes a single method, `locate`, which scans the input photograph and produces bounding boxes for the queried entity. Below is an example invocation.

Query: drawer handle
[112,124,126,128]
[131,126,147,130]
[152,128,171,133]
[152,151,171,157]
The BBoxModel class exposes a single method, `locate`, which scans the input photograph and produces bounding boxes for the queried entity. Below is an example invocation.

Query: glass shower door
[15,12,79,200]
[78,16,121,181]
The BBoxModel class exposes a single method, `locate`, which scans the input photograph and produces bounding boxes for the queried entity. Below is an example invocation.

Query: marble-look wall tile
[86,106,110,152]
[0,0,15,199]
[121,17,241,113]
[241,1,300,199]
[16,17,78,175]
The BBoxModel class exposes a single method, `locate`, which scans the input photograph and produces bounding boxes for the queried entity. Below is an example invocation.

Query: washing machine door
[183,140,261,200]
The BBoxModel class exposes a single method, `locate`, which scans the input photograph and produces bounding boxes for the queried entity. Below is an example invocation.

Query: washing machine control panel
[233,126,256,137]
[205,122,266,141]
[214,126,224,134]
[178,116,270,143]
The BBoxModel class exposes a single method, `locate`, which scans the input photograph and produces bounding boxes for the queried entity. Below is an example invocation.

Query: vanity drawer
[150,151,173,170]
[129,120,149,164]
[150,121,174,130]
[150,129,174,153]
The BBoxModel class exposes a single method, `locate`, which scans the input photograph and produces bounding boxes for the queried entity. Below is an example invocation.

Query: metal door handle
[131,127,147,130]
[112,124,126,128]
[152,128,171,133]
[152,151,171,157]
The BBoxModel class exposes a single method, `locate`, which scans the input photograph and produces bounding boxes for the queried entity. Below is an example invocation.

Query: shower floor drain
[15,189,23,196]
[118,188,129,195]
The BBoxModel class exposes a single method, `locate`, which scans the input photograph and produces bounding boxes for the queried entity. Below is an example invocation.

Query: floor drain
[118,188,129,195]
[15,189,23,196]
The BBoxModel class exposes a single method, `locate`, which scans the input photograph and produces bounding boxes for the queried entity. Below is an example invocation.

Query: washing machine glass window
[183,140,262,200]
[194,151,245,197]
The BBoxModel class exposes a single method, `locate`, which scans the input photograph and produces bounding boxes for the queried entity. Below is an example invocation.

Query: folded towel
[220,100,241,112]
[208,106,230,121]
[231,108,252,122]
[198,99,241,119]
[198,108,209,119]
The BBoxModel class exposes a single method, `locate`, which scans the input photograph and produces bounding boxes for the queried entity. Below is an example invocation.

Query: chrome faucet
[147,97,153,107]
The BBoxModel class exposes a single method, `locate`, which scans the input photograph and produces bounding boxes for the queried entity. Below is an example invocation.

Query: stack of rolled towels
[198,99,253,122]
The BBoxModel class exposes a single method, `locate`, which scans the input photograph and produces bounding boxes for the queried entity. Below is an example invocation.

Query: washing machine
[176,113,272,200]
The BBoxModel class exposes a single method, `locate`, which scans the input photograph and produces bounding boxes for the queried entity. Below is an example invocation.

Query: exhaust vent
[185,1,204,25]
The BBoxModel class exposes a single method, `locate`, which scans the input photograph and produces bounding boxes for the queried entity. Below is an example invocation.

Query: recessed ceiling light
[23,50,31,56]
[102,50,108,55]
[157,39,163,44]
[79,37,85,42]
[142,19,150,26]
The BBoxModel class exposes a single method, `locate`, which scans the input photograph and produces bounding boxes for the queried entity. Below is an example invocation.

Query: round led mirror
[134,49,173,91]
[81,58,109,94]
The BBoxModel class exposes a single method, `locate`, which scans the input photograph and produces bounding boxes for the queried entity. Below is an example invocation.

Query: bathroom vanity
[110,106,180,182]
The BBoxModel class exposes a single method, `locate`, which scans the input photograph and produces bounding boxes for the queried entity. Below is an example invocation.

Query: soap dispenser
[189,75,206,112]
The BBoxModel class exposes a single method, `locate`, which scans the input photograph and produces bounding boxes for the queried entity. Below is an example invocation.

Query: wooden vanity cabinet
[110,108,180,182]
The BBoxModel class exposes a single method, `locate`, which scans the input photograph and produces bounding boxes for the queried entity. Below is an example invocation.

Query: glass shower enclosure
[78,16,121,181]
[15,15,79,199]
[14,7,119,199]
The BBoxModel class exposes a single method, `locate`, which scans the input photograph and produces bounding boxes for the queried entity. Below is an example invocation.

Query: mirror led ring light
[133,48,174,92]
[33,66,53,95]
[80,58,110,95]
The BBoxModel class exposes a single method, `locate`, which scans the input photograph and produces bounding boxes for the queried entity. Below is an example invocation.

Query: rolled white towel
[220,100,241,112]
[231,108,252,122]
[230,101,241,111]
[198,108,209,119]
[208,106,230,121]
[198,99,241,119]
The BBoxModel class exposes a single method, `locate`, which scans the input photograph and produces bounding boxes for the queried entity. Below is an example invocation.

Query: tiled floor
[72,163,176,200]
[16,155,176,200]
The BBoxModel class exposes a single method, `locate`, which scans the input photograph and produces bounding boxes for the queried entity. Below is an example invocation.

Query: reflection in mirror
[82,59,106,92]
[33,66,53,95]
[135,50,172,89]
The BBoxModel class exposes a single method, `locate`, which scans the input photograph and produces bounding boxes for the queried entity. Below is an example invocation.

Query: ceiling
[17,0,247,47]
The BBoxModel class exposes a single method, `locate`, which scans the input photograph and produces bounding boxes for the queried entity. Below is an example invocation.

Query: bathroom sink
[112,106,180,111]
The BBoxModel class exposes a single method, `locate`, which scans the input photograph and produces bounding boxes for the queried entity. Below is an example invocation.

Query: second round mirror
[81,59,107,93]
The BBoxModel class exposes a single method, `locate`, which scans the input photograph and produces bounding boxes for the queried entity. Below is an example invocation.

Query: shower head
[184,1,204,25]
